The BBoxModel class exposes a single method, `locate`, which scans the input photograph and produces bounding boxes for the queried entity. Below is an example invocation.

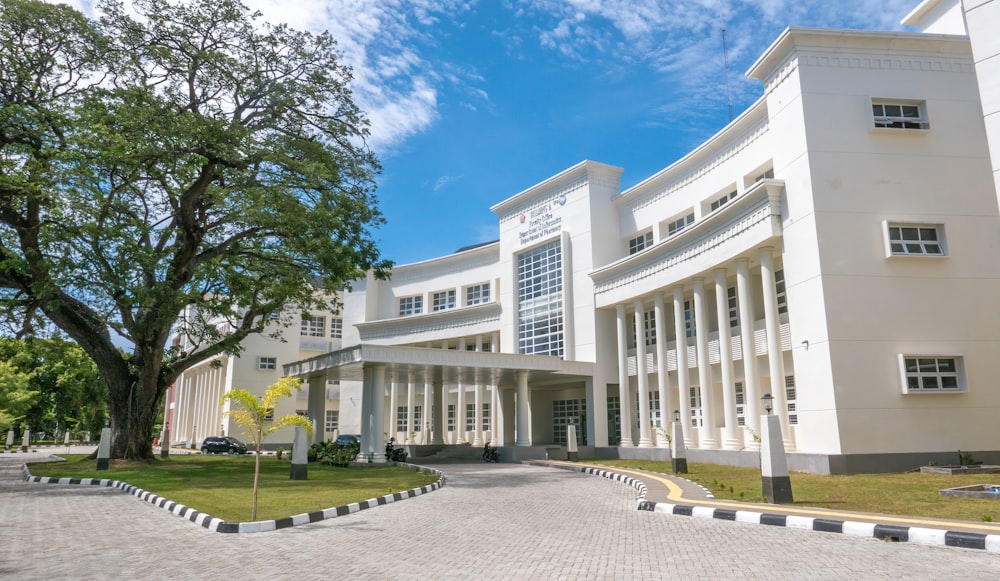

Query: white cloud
[433,174,464,192]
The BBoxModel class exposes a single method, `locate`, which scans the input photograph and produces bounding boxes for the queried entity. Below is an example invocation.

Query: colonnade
[171,357,229,446]
[614,247,792,452]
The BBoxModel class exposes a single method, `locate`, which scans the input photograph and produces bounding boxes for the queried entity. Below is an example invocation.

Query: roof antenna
[722,28,734,122]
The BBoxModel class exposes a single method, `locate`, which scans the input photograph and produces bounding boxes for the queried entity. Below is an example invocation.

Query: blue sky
[67,0,922,265]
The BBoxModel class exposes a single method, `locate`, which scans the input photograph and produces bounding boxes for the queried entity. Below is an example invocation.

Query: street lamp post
[670,409,687,474]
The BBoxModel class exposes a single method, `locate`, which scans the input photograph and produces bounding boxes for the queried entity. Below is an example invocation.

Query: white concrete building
[169,2,1000,472]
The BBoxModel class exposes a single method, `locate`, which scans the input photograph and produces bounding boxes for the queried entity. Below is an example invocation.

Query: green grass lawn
[582,459,1000,524]
[28,455,439,522]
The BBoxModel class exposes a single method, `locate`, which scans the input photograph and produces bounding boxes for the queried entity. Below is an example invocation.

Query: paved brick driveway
[2,454,999,580]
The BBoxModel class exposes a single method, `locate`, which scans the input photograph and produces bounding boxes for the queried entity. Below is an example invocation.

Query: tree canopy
[0,0,390,459]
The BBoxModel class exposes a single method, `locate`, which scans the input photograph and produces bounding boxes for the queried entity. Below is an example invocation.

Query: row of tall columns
[173,359,227,446]
[380,333,504,447]
[615,246,789,452]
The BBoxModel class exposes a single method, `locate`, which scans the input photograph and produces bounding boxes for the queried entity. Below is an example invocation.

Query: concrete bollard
[290,426,308,480]
[5,429,13,451]
[760,414,793,504]
[671,421,688,474]
[21,428,30,453]
[96,427,112,471]
[160,425,170,459]
[566,424,579,462]
[64,431,71,453]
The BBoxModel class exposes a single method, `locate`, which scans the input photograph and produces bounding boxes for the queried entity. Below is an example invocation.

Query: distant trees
[0,337,107,437]
[0,0,389,459]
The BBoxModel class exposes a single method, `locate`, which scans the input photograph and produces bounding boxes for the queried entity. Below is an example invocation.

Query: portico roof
[283,344,594,386]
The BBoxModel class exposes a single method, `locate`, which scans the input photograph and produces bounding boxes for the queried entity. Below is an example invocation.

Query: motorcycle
[385,437,408,462]
[482,442,500,463]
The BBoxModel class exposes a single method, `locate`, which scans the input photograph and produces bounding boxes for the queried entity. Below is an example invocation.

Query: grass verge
[581,459,1000,523]
[28,454,439,522]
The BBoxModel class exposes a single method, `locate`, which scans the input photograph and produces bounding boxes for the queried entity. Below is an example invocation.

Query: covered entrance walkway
[283,344,594,462]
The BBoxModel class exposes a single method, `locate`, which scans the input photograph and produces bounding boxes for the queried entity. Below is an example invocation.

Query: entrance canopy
[283,344,594,386]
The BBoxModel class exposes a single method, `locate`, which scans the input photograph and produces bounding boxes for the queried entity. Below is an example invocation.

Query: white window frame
[774,269,787,315]
[257,356,277,371]
[709,190,737,212]
[898,355,966,394]
[883,221,946,258]
[628,231,654,255]
[871,99,929,131]
[399,295,423,316]
[735,381,745,427]
[300,315,325,337]
[785,375,797,425]
[330,317,343,339]
[325,410,339,432]
[466,283,491,306]
[689,386,703,428]
[431,289,456,312]
[666,212,695,238]
[727,286,738,328]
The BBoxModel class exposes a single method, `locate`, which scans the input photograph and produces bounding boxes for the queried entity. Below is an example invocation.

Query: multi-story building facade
[169,0,1000,473]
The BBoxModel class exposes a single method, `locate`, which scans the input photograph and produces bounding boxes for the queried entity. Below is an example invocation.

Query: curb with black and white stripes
[22,461,445,534]
[530,461,1000,553]
[527,461,648,501]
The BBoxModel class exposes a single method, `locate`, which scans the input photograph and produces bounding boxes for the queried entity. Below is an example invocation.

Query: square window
[300,315,325,337]
[628,231,654,255]
[257,356,277,371]
[466,283,491,305]
[432,289,456,312]
[399,295,423,316]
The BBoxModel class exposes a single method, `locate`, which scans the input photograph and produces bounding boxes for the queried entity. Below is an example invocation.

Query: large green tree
[0,0,389,459]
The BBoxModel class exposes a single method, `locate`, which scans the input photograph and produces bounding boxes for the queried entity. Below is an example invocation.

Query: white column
[515,370,531,446]
[760,247,792,447]
[432,379,444,445]
[360,367,373,457]
[422,380,432,445]
[388,379,398,442]
[715,268,741,450]
[736,258,762,451]
[615,304,633,447]
[490,332,500,446]
[405,375,416,444]
[634,301,654,448]
[653,293,671,448]
[370,364,387,462]
[693,277,717,449]
[456,337,467,444]
[307,375,326,445]
[672,287,695,447]
[472,335,485,446]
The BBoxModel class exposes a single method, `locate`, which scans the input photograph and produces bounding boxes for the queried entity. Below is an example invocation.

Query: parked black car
[201,436,248,455]
[334,434,360,446]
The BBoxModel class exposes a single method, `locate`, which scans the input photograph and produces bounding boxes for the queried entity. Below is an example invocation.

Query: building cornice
[355,302,502,340]
[491,160,623,224]
[591,180,784,304]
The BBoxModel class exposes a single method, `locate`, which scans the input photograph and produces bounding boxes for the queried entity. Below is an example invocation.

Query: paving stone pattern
[2,454,1000,580]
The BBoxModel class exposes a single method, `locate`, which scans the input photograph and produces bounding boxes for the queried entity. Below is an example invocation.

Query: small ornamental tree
[223,376,313,521]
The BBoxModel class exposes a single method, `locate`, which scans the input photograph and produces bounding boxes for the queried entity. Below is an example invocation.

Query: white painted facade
[168,3,1000,472]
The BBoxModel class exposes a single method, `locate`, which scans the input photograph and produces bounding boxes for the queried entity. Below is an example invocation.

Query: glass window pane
[901,227,919,240]
[941,376,958,389]
[921,376,940,389]
[938,359,956,372]
[905,358,918,372]
[884,104,901,117]
[919,228,937,241]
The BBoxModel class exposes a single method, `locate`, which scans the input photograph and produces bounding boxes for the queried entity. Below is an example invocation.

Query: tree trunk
[105,369,163,461]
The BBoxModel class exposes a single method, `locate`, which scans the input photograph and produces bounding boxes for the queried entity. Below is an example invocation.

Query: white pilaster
[715,268,741,451]
[490,332,500,446]
[389,379,398,442]
[432,379,444,445]
[634,301,654,448]
[370,364,387,462]
[693,277,717,449]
